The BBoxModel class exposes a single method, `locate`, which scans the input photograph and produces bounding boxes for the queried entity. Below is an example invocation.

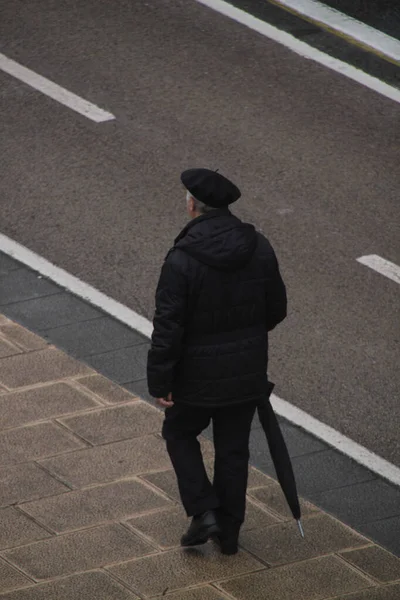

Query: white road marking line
[0,234,152,339]
[0,53,115,123]
[1,232,399,487]
[357,255,400,286]
[272,0,400,63]
[271,395,400,487]
[195,0,400,105]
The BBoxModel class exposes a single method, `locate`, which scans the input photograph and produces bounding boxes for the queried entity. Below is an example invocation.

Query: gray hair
[186,190,216,214]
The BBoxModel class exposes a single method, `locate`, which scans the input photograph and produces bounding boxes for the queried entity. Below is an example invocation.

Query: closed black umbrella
[257,381,304,537]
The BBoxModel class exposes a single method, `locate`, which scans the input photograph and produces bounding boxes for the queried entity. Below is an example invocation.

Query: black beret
[181,168,241,208]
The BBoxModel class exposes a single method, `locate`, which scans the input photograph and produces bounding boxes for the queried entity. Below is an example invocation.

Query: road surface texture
[1,0,399,464]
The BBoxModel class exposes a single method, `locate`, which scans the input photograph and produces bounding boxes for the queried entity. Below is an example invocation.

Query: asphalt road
[1,0,399,465]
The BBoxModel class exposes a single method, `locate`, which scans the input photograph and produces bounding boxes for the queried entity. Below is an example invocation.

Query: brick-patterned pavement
[0,315,399,599]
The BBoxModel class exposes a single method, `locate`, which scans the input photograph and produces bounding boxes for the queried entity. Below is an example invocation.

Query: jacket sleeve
[147,257,188,398]
[265,253,287,332]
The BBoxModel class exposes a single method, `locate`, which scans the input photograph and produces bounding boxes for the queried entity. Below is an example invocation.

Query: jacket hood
[174,209,257,271]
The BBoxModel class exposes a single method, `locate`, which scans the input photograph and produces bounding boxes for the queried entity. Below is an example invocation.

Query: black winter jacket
[147,208,287,407]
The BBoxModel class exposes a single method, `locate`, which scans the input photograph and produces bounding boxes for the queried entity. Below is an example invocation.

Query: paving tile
[250,411,262,429]
[312,480,400,527]
[247,467,275,489]
[0,254,21,276]
[291,450,375,495]
[199,437,215,459]
[0,571,140,599]
[250,432,377,494]
[161,586,232,600]
[0,463,68,508]
[331,583,400,600]
[44,317,146,357]
[248,482,320,520]
[0,558,31,594]
[0,323,47,351]
[278,422,328,457]
[22,479,172,532]
[240,513,367,565]
[219,555,371,600]
[84,344,150,384]
[251,415,328,456]
[0,269,59,306]
[124,379,153,402]
[0,383,99,430]
[340,545,400,583]
[1,293,102,331]
[0,422,85,466]
[201,424,213,442]
[4,524,155,580]
[0,338,21,359]
[127,506,190,549]
[242,497,281,530]
[59,401,162,445]
[0,507,50,549]
[128,500,279,549]
[142,469,182,503]
[40,434,171,488]
[357,516,400,557]
[108,544,264,597]
[0,348,92,388]
[77,374,139,404]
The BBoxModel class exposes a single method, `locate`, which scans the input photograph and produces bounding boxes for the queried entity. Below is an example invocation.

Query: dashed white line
[0,53,115,123]
[357,255,400,286]
[1,232,399,487]
[273,0,400,63]
[195,0,400,105]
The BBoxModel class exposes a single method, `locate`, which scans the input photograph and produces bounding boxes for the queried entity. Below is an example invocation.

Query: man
[147,168,287,554]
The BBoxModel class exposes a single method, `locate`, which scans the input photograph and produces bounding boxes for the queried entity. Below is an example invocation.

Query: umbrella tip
[297,520,305,539]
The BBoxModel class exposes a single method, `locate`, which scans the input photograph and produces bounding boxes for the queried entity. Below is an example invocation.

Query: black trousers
[162,401,257,532]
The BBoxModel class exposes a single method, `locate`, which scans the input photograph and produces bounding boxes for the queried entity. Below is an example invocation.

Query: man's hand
[156,393,174,408]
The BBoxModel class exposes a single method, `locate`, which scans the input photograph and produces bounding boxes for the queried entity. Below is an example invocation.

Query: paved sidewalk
[0,315,399,599]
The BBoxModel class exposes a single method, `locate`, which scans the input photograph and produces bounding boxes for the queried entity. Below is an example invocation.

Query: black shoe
[213,527,239,555]
[216,533,239,555]
[181,510,220,547]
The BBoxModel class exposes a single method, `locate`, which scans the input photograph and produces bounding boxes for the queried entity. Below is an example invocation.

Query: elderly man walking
[147,168,287,554]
